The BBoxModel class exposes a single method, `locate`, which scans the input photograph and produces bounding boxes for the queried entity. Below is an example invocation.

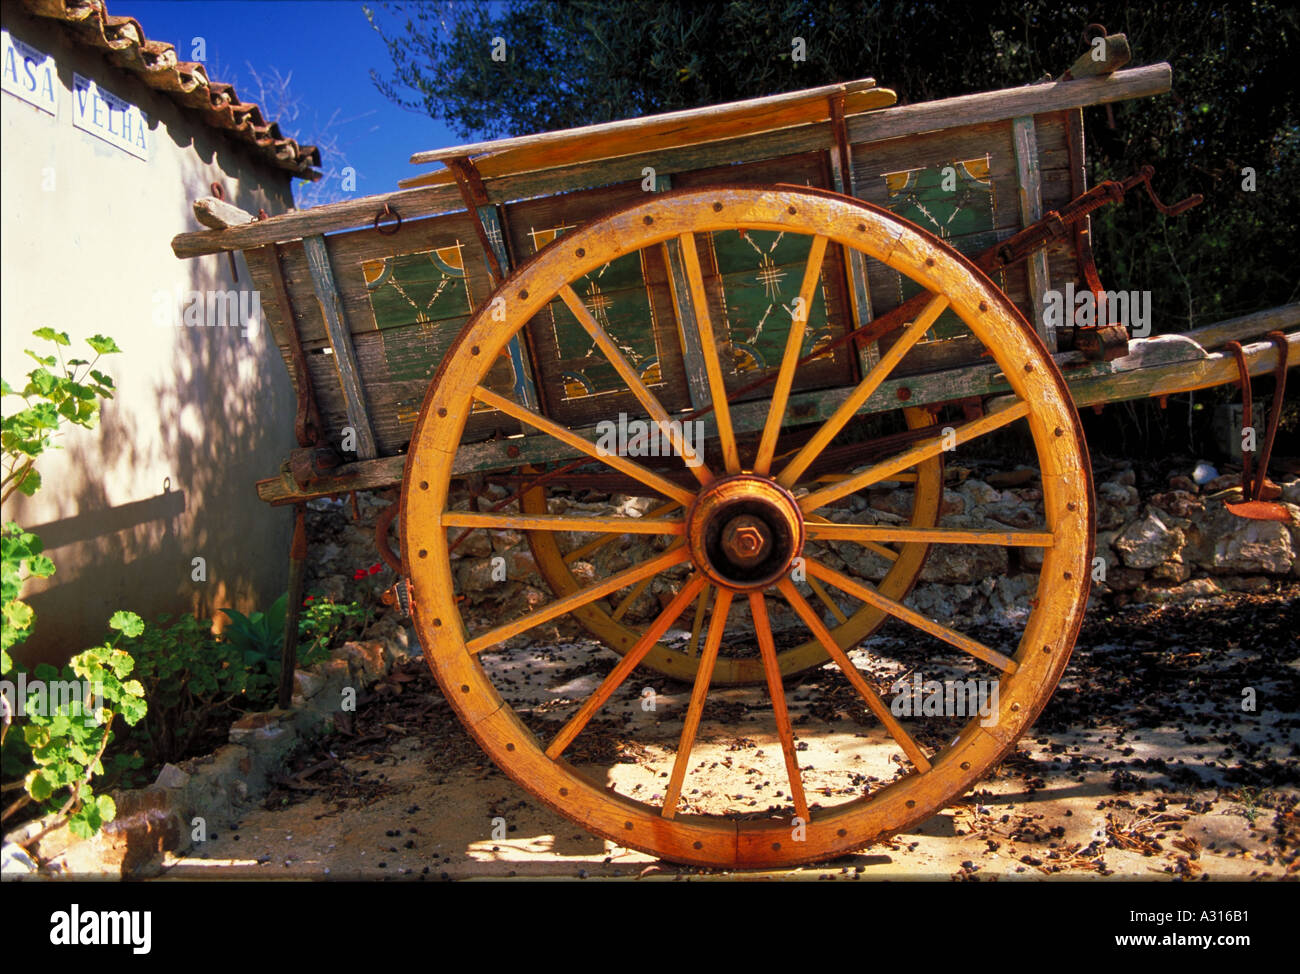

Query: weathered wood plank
[846,64,1171,145]
[1178,304,1299,350]
[302,234,378,459]
[407,78,892,168]
[663,235,712,410]
[1012,115,1054,350]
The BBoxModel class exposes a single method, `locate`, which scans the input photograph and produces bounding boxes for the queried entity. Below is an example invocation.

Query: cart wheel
[520,404,942,685]
[403,186,1093,868]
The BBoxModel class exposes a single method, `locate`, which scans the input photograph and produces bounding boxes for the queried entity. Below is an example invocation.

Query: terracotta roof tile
[18,0,322,177]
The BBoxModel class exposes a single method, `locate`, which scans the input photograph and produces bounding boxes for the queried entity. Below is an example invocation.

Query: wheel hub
[686,474,804,590]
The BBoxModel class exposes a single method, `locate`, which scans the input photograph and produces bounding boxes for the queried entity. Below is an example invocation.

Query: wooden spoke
[804,558,1018,673]
[806,513,899,562]
[754,235,829,474]
[662,588,734,818]
[473,386,696,505]
[749,593,810,821]
[678,233,740,473]
[444,511,685,535]
[562,499,681,565]
[807,574,848,624]
[546,575,708,759]
[560,285,712,484]
[466,546,689,654]
[778,293,950,487]
[687,583,714,657]
[800,399,1030,512]
[806,523,1053,547]
[778,578,932,772]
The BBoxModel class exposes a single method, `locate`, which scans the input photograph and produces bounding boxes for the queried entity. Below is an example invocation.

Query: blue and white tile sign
[73,73,147,160]
[1,30,58,115]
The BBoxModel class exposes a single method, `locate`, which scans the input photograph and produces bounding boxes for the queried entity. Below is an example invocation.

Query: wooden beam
[1177,304,1299,351]
[846,64,1172,144]
[302,235,378,459]
[1012,115,1053,351]
[408,78,889,166]
[1065,331,1297,408]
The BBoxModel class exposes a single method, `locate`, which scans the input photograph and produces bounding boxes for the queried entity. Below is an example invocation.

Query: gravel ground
[157,587,1299,881]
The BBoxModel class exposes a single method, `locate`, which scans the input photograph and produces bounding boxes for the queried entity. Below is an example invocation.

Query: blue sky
[127,1,462,202]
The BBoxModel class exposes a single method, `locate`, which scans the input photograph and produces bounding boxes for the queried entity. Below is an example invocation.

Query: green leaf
[4,599,35,630]
[109,649,135,678]
[96,793,117,821]
[27,553,55,577]
[109,611,144,638]
[28,368,56,396]
[86,335,123,355]
[13,468,42,496]
[33,327,71,346]
[27,769,53,801]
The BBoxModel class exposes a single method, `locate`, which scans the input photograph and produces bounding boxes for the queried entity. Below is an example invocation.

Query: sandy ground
[157,589,1299,881]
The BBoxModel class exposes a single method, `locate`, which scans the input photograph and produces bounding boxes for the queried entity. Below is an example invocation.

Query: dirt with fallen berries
[157,587,1299,881]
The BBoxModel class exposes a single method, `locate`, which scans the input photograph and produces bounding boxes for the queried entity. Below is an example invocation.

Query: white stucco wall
[2,6,299,665]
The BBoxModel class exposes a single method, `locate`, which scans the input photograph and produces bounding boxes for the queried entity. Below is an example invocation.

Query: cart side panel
[502,178,693,430]
[246,210,526,457]
[671,151,860,405]
[849,111,1079,375]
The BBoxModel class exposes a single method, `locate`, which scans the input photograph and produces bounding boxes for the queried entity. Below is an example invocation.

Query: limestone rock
[1096,481,1140,530]
[1185,504,1295,574]
[1114,510,1184,569]
[1134,577,1221,605]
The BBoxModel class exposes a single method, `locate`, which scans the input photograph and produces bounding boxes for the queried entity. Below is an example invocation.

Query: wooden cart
[172,52,1298,868]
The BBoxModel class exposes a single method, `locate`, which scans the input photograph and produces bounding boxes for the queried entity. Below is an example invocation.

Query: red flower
[369,563,383,575]
[353,568,367,580]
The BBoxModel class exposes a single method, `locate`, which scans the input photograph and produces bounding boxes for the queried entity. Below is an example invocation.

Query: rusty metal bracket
[374,496,403,574]
[446,156,506,286]
[828,92,853,192]
[1225,333,1292,521]
[992,166,1200,272]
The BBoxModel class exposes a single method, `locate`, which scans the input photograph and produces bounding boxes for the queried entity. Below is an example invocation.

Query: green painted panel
[364,245,473,335]
[528,225,664,401]
[879,157,999,342]
[707,229,835,376]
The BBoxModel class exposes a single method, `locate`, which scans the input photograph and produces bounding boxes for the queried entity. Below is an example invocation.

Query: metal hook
[374,202,402,235]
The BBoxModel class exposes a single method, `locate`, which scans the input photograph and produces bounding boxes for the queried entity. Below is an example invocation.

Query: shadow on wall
[18,145,298,666]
